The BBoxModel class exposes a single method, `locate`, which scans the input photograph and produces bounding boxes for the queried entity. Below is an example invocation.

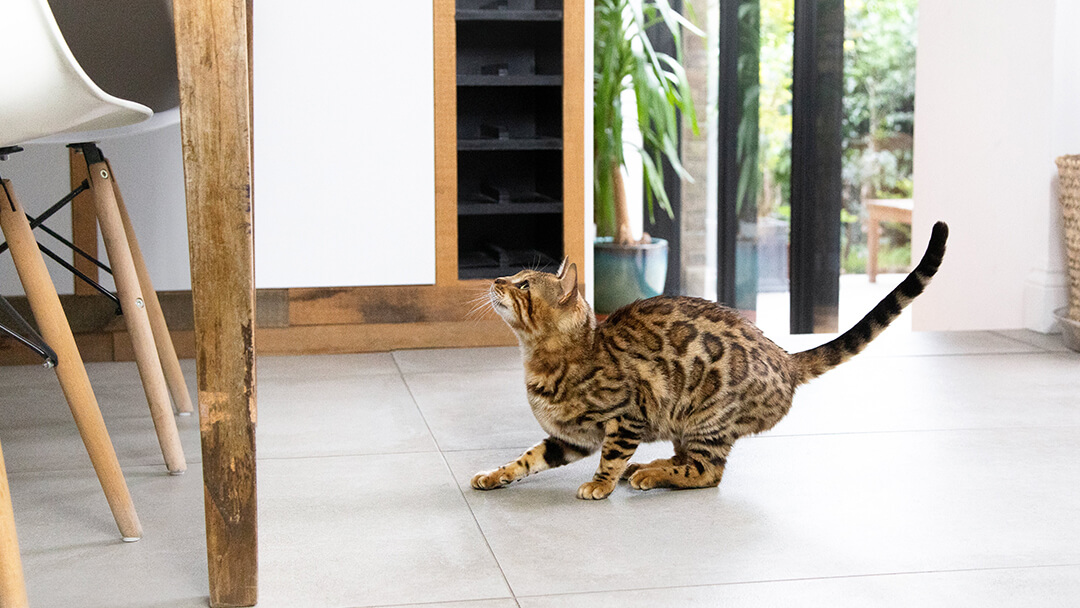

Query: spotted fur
[471,222,949,499]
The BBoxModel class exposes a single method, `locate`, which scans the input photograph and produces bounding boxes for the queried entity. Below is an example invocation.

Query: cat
[472,222,948,500]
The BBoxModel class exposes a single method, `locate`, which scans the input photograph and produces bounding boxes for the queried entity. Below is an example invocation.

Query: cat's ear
[556,256,571,279]
[558,262,578,305]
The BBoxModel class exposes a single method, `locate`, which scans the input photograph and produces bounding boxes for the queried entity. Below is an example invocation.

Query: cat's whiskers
[463,287,497,322]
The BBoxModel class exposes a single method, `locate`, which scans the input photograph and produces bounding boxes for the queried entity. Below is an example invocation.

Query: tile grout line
[391,351,523,608]
[9,422,1080,478]
[342,596,520,608]
[21,418,1076,477]
[511,562,1080,602]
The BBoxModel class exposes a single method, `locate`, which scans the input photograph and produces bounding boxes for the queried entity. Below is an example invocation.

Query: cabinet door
[253,1,435,288]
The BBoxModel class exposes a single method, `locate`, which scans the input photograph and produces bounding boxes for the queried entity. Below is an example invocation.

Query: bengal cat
[472,222,948,500]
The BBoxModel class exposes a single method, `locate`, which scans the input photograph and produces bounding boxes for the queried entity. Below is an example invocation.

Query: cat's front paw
[471,470,514,490]
[577,479,615,500]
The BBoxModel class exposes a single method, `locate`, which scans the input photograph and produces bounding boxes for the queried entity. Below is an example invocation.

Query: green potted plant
[593,0,700,313]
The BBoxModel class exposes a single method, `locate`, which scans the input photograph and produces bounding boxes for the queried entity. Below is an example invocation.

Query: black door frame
[716,0,845,333]
[790,0,844,333]
[715,0,741,307]
[644,0,683,297]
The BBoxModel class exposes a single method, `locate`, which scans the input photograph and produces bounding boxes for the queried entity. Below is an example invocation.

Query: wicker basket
[1056,155,1080,321]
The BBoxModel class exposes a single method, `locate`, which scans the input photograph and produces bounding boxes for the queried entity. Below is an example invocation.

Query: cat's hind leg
[621,440,687,480]
[472,436,594,490]
[627,438,732,491]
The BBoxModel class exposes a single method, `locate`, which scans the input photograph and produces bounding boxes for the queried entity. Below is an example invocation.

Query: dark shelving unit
[456,0,562,21]
[456,74,562,87]
[455,0,564,279]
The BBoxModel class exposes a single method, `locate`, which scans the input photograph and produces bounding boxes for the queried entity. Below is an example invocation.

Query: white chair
[0,1,191,586]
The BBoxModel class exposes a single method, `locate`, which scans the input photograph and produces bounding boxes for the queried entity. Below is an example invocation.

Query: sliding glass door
[716,0,917,335]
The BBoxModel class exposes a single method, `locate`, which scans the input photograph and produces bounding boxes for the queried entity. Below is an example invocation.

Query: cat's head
[488,258,593,342]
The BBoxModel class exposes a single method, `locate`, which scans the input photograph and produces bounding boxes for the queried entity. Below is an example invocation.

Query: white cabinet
[252,1,436,288]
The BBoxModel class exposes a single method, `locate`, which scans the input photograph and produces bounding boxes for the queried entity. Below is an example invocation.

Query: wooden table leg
[0,438,29,608]
[173,0,258,606]
[867,214,880,283]
[0,180,143,542]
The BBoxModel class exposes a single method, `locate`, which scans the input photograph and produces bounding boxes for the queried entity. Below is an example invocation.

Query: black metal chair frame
[0,143,125,367]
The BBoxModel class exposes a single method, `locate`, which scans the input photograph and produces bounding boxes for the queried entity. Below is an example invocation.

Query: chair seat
[0,0,151,148]
[29,107,179,145]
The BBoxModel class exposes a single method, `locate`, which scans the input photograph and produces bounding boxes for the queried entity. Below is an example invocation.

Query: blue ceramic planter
[593,237,668,314]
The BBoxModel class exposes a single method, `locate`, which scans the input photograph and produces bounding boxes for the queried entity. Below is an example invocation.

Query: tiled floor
[1,328,1078,607]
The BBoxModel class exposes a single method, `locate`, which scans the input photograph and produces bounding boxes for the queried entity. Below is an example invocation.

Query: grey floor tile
[0,360,198,422]
[0,370,202,473]
[10,465,209,608]
[775,351,1080,436]
[257,352,400,380]
[257,373,437,459]
[0,408,201,474]
[83,360,160,388]
[381,600,519,608]
[1,380,87,427]
[772,329,1043,358]
[394,347,523,374]
[0,359,161,392]
[445,428,1080,597]
[405,369,541,451]
[0,363,58,388]
[258,452,512,608]
[3,334,1078,607]
[517,565,1080,608]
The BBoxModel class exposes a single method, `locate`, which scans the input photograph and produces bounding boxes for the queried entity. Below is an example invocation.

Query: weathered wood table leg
[172,0,258,606]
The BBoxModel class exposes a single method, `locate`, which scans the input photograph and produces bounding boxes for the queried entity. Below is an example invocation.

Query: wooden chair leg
[86,164,186,475]
[0,439,29,608]
[0,180,143,541]
[105,160,195,416]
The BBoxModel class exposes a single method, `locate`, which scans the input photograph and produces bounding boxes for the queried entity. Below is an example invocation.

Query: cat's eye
[518,280,529,291]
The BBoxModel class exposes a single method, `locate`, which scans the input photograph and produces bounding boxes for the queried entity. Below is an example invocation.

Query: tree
[842,0,918,269]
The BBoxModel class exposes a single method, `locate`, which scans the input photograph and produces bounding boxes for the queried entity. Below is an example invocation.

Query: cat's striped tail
[790,221,949,385]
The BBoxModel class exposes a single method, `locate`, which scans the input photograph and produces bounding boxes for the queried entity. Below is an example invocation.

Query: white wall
[0,125,189,297]
[912,0,1074,331]
[583,1,596,304]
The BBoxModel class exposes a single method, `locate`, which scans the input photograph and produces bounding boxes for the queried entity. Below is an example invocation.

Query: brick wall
[680,0,714,298]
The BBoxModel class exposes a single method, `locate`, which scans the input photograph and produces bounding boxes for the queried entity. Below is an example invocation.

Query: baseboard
[0,285,513,365]
[1023,268,1069,333]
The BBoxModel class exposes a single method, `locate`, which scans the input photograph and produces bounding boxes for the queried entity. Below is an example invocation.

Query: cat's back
[599,296,753,345]
[597,295,791,380]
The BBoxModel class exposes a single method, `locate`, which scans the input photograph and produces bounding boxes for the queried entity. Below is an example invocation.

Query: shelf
[456,9,562,21]
[456,74,562,86]
[459,246,559,279]
[458,137,562,151]
[459,200,562,215]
